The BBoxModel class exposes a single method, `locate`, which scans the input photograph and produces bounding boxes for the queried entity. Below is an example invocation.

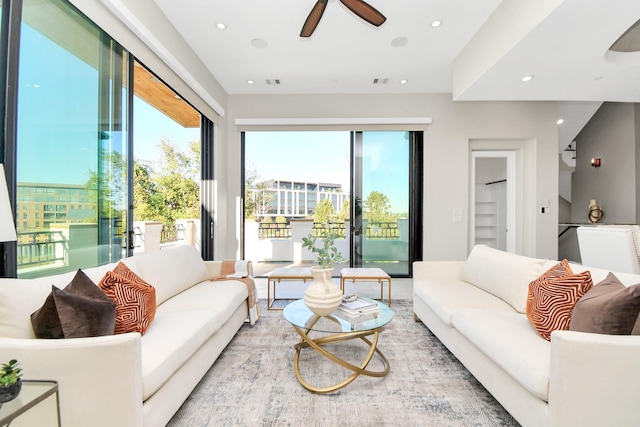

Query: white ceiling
[151,0,640,102]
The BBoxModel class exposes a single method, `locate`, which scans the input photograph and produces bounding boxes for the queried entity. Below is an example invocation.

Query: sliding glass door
[16,0,129,277]
[351,131,417,275]
[243,130,422,277]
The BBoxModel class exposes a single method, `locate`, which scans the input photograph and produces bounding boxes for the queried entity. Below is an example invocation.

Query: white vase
[303,266,343,316]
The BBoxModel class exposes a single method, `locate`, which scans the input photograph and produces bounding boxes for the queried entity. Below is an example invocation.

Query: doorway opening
[470,151,516,253]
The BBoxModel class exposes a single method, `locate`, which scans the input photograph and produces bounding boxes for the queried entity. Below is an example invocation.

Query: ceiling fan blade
[339,0,386,27]
[300,0,328,38]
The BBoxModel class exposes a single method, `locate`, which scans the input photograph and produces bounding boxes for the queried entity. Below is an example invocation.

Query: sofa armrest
[413,261,465,281]
[0,333,143,427]
[548,330,640,427]
[205,260,254,278]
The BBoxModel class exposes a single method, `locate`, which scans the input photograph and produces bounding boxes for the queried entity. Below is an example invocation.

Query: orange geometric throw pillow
[98,263,157,335]
[526,260,593,341]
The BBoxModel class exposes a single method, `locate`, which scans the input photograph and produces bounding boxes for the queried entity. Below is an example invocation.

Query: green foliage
[313,198,335,224]
[275,216,287,223]
[301,233,346,269]
[262,217,272,224]
[337,198,350,221]
[0,359,22,386]
[244,164,275,219]
[365,191,392,222]
[134,138,201,224]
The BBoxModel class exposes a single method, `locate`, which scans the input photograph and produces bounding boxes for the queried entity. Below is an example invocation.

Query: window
[16,0,128,276]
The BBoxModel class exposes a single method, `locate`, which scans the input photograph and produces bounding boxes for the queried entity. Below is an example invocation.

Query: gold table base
[290,319,390,393]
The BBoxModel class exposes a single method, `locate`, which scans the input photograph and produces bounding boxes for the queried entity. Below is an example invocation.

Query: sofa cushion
[140,279,247,400]
[526,267,593,341]
[0,278,57,338]
[98,266,156,335]
[413,278,515,326]
[31,269,116,339]
[462,245,545,313]
[569,272,640,335]
[452,309,551,401]
[123,245,209,305]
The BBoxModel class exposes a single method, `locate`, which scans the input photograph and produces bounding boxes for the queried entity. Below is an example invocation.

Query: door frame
[470,150,516,253]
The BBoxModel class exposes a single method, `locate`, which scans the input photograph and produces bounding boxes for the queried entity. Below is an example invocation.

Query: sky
[245,131,409,213]
[15,23,198,186]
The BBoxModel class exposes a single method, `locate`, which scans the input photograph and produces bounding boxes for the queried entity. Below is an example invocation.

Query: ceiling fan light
[521,75,534,82]
[216,23,226,30]
[431,20,441,28]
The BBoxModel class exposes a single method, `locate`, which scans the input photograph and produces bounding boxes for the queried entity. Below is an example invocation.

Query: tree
[337,199,350,222]
[244,163,274,219]
[313,198,335,224]
[365,191,392,222]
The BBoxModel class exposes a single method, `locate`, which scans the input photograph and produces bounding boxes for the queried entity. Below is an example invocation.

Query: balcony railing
[17,230,67,268]
[160,224,186,244]
[258,222,291,239]
[311,222,346,239]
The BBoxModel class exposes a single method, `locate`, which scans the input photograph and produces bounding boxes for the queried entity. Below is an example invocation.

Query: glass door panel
[15,0,129,277]
[352,131,410,275]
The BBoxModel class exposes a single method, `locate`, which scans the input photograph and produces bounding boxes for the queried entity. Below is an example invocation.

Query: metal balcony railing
[17,230,67,268]
[258,222,291,239]
[160,224,186,244]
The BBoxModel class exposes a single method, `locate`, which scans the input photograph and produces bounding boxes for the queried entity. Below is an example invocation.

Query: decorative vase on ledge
[588,199,603,223]
[303,266,343,316]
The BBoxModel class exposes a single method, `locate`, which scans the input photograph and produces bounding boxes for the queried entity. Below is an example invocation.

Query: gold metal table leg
[290,323,390,393]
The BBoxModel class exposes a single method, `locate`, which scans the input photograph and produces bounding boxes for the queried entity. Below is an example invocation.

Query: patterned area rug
[167,300,520,426]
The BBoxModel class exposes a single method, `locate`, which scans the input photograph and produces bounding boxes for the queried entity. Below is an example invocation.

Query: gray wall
[571,103,638,225]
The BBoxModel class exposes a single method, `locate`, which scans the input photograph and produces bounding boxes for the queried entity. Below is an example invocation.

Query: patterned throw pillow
[526,260,593,341]
[98,263,157,335]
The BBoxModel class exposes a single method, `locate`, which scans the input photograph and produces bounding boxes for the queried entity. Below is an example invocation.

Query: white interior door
[470,151,516,253]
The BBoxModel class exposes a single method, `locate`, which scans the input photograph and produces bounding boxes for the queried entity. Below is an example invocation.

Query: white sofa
[0,245,253,427]
[413,244,640,427]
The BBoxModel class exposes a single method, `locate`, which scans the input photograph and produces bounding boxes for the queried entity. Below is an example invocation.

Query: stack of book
[335,297,379,322]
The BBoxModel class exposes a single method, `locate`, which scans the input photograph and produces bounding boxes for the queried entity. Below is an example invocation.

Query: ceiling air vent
[372,78,389,85]
[266,79,281,85]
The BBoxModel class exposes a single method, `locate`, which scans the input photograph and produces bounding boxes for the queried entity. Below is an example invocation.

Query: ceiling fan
[300,0,386,38]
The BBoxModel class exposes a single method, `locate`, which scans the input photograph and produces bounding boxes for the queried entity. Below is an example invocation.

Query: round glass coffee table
[283,299,393,393]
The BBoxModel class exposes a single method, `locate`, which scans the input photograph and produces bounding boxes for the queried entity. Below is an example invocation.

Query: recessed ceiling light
[216,23,226,30]
[390,37,408,47]
[557,118,564,125]
[251,38,268,49]
[400,79,408,84]
[521,75,534,82]
[247,80,254,85]
[431,20,442,28]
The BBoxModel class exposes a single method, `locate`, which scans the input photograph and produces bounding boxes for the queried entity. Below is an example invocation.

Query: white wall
[67,3,560,263]
[225,94,559,261]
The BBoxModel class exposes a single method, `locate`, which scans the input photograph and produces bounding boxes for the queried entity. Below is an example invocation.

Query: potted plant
[0,359,23,403]
[301,232,346,316]
[301,232,347,270]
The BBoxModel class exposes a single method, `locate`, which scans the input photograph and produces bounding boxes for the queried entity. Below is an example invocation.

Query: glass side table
[0,380,61,427]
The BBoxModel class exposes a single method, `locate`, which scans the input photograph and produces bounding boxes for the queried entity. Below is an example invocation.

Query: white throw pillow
[462,245,545,313]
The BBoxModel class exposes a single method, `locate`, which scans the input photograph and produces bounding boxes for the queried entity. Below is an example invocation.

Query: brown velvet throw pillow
[569,272,640,335]
[31,269,116,339]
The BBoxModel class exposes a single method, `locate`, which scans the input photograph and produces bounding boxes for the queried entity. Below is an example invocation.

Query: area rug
[167,300,520,426]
